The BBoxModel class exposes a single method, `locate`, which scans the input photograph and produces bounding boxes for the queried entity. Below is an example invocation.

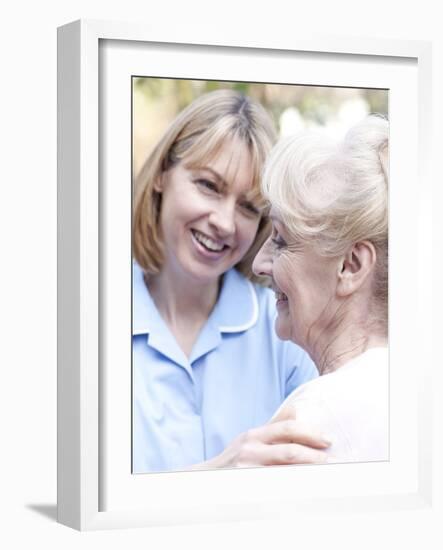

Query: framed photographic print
[130,76,389,477]
[57,19,434,530]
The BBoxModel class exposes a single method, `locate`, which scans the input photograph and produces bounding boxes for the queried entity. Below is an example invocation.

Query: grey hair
[263,114,389,310]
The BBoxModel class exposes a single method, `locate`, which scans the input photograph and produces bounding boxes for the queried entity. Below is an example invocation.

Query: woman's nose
[208,200,236,238]
[252,238,273,277]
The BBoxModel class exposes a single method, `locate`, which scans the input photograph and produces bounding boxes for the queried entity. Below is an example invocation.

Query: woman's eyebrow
[195,166,227,188]
[193,165,261,203]
[244,189,263,204]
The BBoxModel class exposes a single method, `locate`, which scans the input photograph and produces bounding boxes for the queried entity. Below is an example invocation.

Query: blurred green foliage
[134,77,387,125]
[133,77,388,175]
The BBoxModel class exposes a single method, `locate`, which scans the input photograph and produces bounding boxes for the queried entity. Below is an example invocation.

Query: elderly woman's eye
[272,237,286,249]
[270,225,287,249]
[271,230,287,249]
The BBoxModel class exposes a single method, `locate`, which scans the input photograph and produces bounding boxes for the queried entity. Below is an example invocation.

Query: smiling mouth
[191,229,229,253]
[274,289,288,303]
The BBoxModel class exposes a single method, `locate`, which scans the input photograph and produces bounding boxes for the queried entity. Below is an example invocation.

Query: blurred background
[133,78,388,177]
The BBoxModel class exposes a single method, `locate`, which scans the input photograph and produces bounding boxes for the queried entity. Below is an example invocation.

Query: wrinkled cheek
[274,255,295,296]
[274,256,301,342]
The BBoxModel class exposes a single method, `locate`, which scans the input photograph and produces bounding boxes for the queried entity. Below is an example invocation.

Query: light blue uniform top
[132,261,317,473]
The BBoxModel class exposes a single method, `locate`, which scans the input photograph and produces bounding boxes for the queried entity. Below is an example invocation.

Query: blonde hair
[133,89,277,282]
[263,115,389,312]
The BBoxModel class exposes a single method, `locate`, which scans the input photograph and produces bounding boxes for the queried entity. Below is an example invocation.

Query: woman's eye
[272,237,286,249]
[240,201,260,216]
[195,179,219,193]
[271,228,287,249]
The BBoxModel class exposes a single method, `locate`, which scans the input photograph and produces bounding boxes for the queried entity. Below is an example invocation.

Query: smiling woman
[132,89,328,473]
[253,115,389,463]
[152,137,262,288]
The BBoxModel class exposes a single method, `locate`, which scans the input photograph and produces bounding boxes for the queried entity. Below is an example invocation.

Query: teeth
[193,230,225,252]
[275,291,288,301]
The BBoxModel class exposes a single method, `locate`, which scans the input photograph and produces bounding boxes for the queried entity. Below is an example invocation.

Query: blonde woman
[133,89,328,473]
[254,115,389,463]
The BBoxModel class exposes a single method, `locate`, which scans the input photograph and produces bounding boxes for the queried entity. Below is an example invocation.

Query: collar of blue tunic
[132,261,258,336]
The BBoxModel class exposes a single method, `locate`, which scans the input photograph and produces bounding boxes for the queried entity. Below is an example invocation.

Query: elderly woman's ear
[336,241,377,297]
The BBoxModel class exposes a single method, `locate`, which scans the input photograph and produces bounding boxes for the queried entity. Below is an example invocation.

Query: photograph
[131,77,389,474]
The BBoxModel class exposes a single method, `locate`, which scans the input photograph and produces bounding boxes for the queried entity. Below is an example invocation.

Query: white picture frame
[57,19,434,531]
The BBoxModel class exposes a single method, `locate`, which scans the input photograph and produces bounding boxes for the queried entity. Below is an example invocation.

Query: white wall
[1,1,441,548]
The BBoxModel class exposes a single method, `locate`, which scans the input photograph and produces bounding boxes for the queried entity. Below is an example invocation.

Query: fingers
[259,443,328,465]
[209,422,331,468]
[236,441,327,467]
[270,405,295,423]
[246,420,331,449]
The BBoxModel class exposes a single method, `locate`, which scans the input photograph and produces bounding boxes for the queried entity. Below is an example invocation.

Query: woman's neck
[147,268,220,324]
[309,302,387,376]
[145,266,221,357]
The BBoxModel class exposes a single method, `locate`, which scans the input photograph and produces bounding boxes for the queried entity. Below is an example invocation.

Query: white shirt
[274,347,389,463]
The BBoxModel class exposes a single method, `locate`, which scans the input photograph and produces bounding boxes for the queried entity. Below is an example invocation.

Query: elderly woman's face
[253,211,340,349]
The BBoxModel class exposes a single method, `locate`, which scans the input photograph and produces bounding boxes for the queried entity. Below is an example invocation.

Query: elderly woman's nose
[253,239,273,277]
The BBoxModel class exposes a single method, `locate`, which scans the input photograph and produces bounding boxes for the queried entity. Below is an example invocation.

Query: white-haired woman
[253,115,389,462]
